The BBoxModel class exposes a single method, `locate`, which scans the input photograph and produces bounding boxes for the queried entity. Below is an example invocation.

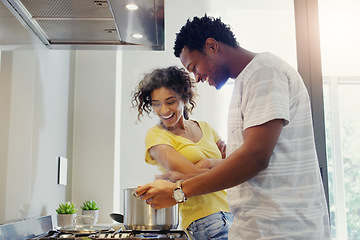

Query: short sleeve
[144,126,174,165]
[242,67,290,130]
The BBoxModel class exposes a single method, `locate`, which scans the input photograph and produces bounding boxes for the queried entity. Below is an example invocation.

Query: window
[319,0,360,239]
[323,77,360,239]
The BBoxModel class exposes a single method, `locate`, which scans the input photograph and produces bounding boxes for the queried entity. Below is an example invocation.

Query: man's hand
[136,180,177,209]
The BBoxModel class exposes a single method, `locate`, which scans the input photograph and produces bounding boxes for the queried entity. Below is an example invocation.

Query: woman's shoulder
[191,120,217,138]
[145,124,176,147]
[147,124,161,131]
[147,124,166,135]
[146,124,174,140]
[192,120,212,130]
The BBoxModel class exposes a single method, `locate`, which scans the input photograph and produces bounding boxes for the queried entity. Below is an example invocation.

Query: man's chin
[213,79,228,90]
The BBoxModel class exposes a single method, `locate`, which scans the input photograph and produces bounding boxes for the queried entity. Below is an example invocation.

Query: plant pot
[57,213,76,228]
[81,209,99,225]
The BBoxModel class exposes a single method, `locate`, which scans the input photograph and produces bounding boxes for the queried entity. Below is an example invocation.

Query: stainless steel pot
[123,188,179,230]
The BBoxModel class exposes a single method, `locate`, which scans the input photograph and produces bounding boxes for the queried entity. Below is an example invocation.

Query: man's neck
[225,45,257,79]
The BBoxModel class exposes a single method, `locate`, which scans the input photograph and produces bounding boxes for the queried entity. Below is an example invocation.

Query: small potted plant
[56,201,78,228]
[80,200,99,225]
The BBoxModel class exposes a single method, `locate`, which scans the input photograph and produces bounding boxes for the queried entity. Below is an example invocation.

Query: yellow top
[145,120,230,229]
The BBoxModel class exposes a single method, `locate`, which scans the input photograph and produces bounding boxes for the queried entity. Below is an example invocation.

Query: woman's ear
[205,38,218,53]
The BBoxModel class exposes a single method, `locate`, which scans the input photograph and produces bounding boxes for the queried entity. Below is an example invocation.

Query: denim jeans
[187,211,233,240]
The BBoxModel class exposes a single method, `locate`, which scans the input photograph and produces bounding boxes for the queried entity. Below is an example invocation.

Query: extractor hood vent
[0,0,164,50]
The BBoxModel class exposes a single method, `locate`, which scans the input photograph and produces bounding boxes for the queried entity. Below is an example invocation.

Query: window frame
[293,0,329,207]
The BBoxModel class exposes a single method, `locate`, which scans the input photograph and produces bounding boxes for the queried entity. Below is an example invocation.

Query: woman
[132,66,233,240]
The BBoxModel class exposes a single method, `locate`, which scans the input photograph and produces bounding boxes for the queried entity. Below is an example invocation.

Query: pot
[123,188,179,230]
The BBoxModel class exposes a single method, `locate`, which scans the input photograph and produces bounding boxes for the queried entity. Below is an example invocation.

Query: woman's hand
[216,139,226,159]
[136,180,177,209]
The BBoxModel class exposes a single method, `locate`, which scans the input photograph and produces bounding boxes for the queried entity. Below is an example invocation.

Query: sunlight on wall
[319,0,360,76]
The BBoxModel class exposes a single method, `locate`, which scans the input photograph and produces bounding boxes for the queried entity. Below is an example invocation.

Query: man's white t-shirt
[226,52,330,239]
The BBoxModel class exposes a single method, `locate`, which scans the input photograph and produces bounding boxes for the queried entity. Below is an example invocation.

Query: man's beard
[212,63,230,89]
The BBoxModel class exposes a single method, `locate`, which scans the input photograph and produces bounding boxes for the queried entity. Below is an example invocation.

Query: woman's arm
[148,144,207,174]
[194,139,225,169]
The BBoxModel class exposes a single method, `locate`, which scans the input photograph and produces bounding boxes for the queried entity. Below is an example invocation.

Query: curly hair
[174,14,238,57]
[132,66,196,121]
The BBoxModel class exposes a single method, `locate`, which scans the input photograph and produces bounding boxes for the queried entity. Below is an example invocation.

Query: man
[137,15,330,239]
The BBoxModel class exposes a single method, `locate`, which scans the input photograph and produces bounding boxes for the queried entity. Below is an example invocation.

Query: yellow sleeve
[144,126,173,165]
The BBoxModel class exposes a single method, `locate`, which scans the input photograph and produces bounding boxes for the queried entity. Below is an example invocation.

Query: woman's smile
[161,112,175,120]
[151,87,185,130]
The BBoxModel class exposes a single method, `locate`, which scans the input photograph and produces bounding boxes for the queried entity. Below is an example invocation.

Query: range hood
[0,0,164,50]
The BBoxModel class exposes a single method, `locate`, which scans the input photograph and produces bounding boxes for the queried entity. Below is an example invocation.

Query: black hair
[174,14,238,57]
[132,66,196,121]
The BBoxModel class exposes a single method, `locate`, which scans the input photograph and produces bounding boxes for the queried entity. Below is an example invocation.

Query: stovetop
[28,229,190,239]
[0,215,191,240]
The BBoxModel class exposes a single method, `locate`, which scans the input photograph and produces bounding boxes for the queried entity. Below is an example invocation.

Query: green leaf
[55,201,78,214]
[81,200,99,210]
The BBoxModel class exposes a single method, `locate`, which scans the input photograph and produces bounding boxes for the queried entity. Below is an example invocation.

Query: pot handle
[110,213,124,223]
[132,189,140,199]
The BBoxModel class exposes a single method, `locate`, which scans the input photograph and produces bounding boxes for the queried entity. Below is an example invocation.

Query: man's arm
[183,119,283,197]
[137,119,284,208]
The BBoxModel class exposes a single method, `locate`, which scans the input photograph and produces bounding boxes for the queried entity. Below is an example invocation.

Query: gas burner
[0,216,191,240]
[90,229,190,239]
[27,229,191,240]
[27,230,91,239]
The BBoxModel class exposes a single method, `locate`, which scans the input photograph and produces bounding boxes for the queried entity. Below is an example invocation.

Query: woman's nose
[160,104,169,114]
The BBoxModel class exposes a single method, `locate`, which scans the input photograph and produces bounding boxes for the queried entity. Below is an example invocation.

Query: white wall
[0,49,74,223]
[0,49,122,225]
[71,50,119,224]
[0,48,123,225]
